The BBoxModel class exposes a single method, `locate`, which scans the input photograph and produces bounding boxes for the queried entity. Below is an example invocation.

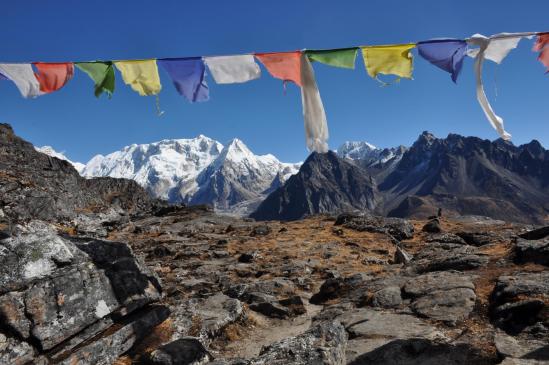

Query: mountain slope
[381,132,549,223]
[35,146,86,173]
[0,124,157,222]
[250,151,378,221]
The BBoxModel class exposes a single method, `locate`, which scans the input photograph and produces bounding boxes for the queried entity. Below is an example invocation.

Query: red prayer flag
[533,33,549,73]
[34,63,74,93]
[255,51,303,87]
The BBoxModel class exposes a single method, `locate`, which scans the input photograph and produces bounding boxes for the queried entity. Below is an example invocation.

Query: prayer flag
[204,55,260,84]
[255,51,302,87]
[114,60,161,96]
[467,33,535,140]
[157,58,209,102]
[306,48,358,69]
[75,62,115,97]
[361,44,415,79]
[417,40,467,83]
[34,63,74,93]
[0,64,42,98]
[300,53,329,153]
[533,33,549,72]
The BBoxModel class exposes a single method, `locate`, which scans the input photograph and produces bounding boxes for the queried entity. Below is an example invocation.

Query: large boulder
[0,221,166,364]
[407,242,489,273]
[514,238,549,266]
[490,271,549,335]
[403,271,477,324]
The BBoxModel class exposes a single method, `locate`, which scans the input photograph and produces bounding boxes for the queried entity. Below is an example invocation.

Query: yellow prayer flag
[114,60,161,96]
[361,44,416,79]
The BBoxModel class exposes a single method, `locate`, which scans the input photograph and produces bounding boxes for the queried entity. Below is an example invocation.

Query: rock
[57,305,170,365]
[518,226,549,240]
[0,221,164,362]
[330,308,446,363]
[394,246,412,264]
[0,334,37,365]
[249,297,291,319]
[407,242,489,273]
[171,293,243,343]
[248,293,306,319]
[495,328,549,361]
[347,338,495,365]
[144,338,212,365]
[403,271,476,324]
[250,225,271,237]
[238,252,257,263]
[515,238,549,266]
[335,214,414,241]
[425,233,466,245]
[310,273,370,304]
[422,219,442,233]
[371,286,403,308]
[225,278,297,303]
[490,271,549,335]
[248,321,347,365]
[456,231,501,246]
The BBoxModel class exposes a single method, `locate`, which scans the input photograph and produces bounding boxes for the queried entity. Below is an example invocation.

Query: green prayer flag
[75,62,115,98]
[306,48,358,69]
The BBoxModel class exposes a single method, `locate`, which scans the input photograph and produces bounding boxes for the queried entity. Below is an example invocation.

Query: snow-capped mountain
[188,138,300,213]
[337,141,407,167]
[79,136,299,214]
[81,135,223,202]
[35,146,86,173]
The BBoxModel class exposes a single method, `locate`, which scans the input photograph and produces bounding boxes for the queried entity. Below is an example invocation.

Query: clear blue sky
[2,1,549,163]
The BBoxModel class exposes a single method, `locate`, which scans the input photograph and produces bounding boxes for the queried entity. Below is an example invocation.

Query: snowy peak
[337,141,377,159]
[79,134,300,214]
[337,140,407,167]
[35,146,86,173]
[81,135,224,201]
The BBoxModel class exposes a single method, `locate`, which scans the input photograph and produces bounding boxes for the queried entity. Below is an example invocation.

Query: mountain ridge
[253,132,549,224]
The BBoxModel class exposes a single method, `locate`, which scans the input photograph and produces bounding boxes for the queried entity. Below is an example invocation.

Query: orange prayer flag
[533,33,549,73]
[34,63,74,93]
[255,51,302,87]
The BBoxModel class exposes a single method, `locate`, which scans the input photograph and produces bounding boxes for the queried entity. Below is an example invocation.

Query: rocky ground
[1,123,548,364]
[2,204,547,364]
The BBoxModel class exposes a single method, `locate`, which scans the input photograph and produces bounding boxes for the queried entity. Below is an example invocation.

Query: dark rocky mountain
[253,132,549,224]
[382,132,549,223]
[0,123,159,223]
[250,151,378,221]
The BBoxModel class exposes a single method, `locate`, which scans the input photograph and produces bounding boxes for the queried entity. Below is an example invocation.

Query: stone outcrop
[0,221,167,364]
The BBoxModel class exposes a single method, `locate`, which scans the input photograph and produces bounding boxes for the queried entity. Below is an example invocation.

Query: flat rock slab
[248,321,347,365]
[347,338,496,365]
[330,308,446,363]
[403,271,476,324]
[408,242,488,273]
[171,293,243,343]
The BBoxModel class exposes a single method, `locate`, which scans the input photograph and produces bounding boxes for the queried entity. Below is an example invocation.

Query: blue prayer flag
[417,39,467,83]
[157,57,209,102]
